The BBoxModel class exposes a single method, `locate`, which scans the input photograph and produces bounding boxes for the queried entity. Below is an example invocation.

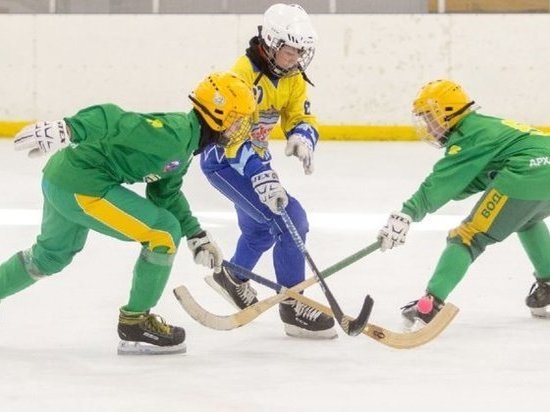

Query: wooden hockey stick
[278,206,373,336]
[174,266,459,349]
[174,241,381,330]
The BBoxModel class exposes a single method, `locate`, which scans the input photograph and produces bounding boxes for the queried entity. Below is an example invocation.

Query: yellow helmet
[189,72,256,146]
[412,79,475,147]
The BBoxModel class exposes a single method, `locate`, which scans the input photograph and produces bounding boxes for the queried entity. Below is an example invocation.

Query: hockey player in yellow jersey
[201,3,336,339]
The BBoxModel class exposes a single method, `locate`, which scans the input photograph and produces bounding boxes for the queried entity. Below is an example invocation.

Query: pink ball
[417,296,433,314]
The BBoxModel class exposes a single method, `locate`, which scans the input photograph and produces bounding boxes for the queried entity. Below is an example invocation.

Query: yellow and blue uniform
[200,43,319,287]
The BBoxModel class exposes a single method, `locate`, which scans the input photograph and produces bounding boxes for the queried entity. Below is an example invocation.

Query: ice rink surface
[0,139,548,411]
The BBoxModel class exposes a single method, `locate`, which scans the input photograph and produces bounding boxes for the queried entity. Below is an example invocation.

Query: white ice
[0,139,548,411]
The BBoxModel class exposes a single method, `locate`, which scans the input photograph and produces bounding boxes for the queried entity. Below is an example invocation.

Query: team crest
[163,160,181,172]
[447,145,462,155]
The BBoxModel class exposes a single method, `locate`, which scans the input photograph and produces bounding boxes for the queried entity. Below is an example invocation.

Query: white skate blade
[283,323,338,340]
[117,340,186,356]
[204,275,241,310]
[529,307,550,319]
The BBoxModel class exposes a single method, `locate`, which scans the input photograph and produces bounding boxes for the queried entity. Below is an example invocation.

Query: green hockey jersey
[43,104,202,237]
[403,112,550,222]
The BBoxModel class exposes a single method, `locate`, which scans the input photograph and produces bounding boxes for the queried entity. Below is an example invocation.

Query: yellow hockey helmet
[412,79,475,147]
[189,72,256,146]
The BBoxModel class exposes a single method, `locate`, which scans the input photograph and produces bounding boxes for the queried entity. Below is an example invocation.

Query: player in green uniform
[1,71,256,354]
[378,79,550,328]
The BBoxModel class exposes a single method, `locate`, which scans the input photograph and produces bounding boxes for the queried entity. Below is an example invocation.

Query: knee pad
[447,232,484,261]
[20,248,59,279]
[140,247,175,266]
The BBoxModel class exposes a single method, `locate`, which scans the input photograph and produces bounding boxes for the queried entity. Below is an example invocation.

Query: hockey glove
[14,120,71,158]
[251,170,289,214]
[379,212,412,252]
[187,231,223,269]
[285,133,315,175]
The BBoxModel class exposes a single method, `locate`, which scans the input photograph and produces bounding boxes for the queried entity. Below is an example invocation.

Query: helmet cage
[189,72,256,146]
[219,112,253,147]
[261,36,315,77]
[413,100,475,148]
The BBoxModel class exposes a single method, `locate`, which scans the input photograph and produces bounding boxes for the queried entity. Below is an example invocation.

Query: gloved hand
[251,170,289,214]
[14,120,70,158]
[187,231,223,269]
[285,133,314,175]
[378,212,412,252]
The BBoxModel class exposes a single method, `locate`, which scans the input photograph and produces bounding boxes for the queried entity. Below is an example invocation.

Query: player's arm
[280,77,319,174]
[402,143,498,221]
[146,173,222,269]
[146,173,201,238]
[380,139,499,251]
[225,141,288,214]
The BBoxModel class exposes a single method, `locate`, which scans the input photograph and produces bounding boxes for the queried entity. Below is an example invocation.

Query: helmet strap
[188,95,223,128]
[444,101,475,122]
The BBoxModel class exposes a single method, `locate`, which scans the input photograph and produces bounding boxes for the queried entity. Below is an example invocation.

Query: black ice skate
[401,294,445,331]
[117,309,186,355]
[279,298,337,339]
[525,278,550,318]
[205,266,258,309]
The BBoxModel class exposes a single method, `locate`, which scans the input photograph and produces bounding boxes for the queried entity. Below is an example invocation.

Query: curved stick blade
[345,295,374,336]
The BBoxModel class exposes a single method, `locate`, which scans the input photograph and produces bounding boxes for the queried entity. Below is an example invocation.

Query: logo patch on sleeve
[163,160,181,172]
[447,145,462,155]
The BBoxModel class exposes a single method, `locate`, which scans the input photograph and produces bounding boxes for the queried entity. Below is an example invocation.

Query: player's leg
[45,181,186,354]
[0,191,89,300]
[403,189,544,328]
[201,166,273,309]
[516,206,550,317]
[202,166,335,337]
[269,197,336,339]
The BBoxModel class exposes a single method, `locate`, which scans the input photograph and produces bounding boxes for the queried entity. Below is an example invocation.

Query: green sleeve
[401,138,498,222]
[64,104,126,143]
[145,173,201,239]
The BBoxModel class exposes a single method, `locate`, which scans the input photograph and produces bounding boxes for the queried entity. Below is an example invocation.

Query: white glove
[14,120,70,158]
[187,231,223,269]
[251,170,289,214]
[378,212,412,252]
[285,133,314,175]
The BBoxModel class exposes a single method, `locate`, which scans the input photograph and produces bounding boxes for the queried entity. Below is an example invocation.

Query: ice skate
[279,298,337,339]
[117,309,186,355]
[401,294,445,331]
[526,279,550,318]
[205,266,258,309]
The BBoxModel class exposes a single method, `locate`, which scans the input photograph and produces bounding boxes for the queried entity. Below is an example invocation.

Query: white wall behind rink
[1,14,550,125]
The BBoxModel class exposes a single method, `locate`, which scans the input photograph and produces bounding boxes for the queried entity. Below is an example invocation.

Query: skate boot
[205,266,258,309]
[279,298,337,339]
[401,294,445,331]
[525,278,550,318]
[117,308,186,355]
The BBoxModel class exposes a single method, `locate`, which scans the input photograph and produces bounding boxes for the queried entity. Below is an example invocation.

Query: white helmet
[260,3,317,77]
